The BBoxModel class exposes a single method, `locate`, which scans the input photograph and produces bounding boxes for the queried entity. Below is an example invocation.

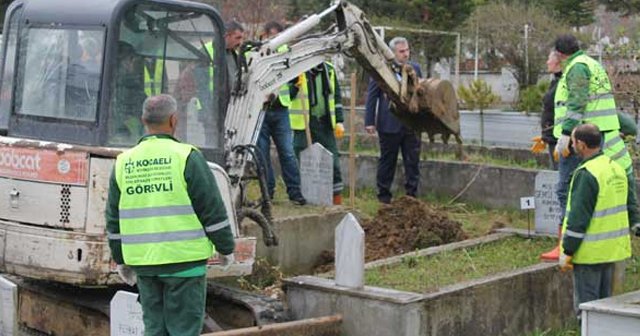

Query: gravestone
[110,291,144,336]
[300,143,334,206]
[534,170,562,235]
[184,97,206,145]
[0,276,17,336]
[335,213,365,288]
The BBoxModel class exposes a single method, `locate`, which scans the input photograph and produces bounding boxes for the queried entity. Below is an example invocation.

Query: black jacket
[365,61,423,134]
[541,72,562,144]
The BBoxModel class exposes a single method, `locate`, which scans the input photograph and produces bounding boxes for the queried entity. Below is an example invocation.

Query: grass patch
[623,239,640,292]
[365,236,557,293]
[340,133,547,170]
[422,150,545,170]
[241,178,330,218]
[524,324,580,336]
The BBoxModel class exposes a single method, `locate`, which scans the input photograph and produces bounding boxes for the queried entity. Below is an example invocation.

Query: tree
[198,0,290,38]
[457,79,499,113]
[598,0,640,16]
[457,79,499,145]
[289,0,476,63]
[517,81,549,114]
[604,42,640,123]
[548,0,596,28]
[464,2,569,89]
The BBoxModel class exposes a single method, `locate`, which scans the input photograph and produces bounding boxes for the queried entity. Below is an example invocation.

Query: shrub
[457,79,500,113]
[517,80,550,114]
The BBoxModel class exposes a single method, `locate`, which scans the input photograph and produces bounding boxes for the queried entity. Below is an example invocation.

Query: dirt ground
[315,196,467,272]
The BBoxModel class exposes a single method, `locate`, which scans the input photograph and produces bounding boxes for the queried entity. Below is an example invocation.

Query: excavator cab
[0,0,254,285]
[0,0,227,162]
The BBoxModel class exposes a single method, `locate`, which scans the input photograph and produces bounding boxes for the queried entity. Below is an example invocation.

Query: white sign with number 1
[520,196,535,210]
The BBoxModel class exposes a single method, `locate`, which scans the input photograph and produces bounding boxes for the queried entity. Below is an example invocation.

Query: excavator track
[206,283,290,329]
[2,274,296,335]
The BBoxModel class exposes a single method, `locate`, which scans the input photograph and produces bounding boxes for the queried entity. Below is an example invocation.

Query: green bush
[457,79,500,113]
[517,81,550,113]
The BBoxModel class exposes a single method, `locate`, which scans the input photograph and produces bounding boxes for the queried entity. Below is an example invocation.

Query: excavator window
[0,4,23,132]
[108,4,224,152]
[13,27,104,122]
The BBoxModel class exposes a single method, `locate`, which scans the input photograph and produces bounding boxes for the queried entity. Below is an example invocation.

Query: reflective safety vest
[561,154,631,264]
[554,54,619,138]
[204,42,216,93]
[602,131,632,174]
[114,136,214,265]
[144,60,164,97]
[289,63,337,130]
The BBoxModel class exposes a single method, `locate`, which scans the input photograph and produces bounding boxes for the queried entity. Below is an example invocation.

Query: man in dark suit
[365,37,422,204]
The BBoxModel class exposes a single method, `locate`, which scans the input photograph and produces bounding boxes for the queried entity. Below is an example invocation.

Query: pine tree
[551,0,596,28]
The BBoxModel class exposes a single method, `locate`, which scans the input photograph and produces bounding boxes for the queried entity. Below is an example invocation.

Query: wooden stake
[349,73,357,208]
[204,315,343,336]
[301,86,313,149]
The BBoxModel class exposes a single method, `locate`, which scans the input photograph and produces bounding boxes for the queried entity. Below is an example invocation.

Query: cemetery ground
[238,179,640,336]
[249,185,640,294]
[363,235,557,293]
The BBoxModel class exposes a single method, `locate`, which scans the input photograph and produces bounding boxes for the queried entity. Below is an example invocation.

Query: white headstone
[300,143,334,206]
[335,213,365,288]
[0,276,17,336]
[110,291,145,336]
[184,97,206,145]
[534,170,562,235]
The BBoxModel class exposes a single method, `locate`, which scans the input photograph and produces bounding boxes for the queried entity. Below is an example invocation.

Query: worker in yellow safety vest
[143,58,165,97]
[106,94,235,336]
[289,62,345,205]
[256,21,306,205]
[541,34,637,261]
[558,123,640,318]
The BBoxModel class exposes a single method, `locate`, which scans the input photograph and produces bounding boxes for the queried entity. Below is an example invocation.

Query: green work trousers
[137,275,207,336]
[293,117,343,195]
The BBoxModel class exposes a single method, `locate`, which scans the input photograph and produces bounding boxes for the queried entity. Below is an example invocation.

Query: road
[459,110,541,148]
[352,108,542,149]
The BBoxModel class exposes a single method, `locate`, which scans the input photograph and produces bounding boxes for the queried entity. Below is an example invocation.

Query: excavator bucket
[390,65,461,144]
[418,79,460,135]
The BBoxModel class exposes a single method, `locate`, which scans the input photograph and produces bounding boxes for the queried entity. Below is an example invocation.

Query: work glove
[558,254,573,272]
[555,134,571,159]
[334,123,345,139]
[295,74,305,89]
[365,125,376,135]
[116,264,137,286]
[220,253,235,272]
[530,136,547,154]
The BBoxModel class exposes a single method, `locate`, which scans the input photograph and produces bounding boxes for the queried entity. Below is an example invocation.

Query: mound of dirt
[314,196,466,273]
[362,196,467,261]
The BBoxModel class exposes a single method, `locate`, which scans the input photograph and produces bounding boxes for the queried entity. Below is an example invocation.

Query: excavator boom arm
[224,1,431,188]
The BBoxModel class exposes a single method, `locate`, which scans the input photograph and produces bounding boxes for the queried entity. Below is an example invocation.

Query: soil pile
[362,196,467,261]
[314,196,467,272]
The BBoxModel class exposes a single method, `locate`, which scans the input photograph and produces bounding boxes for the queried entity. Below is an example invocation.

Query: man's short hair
[554,34,580,55]
[264,21,283,34]
[573,124,601,149]
[388,36,409,51]
[142,94,177,126]
[225,19,245,34]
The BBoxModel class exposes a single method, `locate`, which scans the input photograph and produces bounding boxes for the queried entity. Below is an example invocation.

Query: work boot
[333,194,342,205]
[290,195,306,206]
[540,226,562,261]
